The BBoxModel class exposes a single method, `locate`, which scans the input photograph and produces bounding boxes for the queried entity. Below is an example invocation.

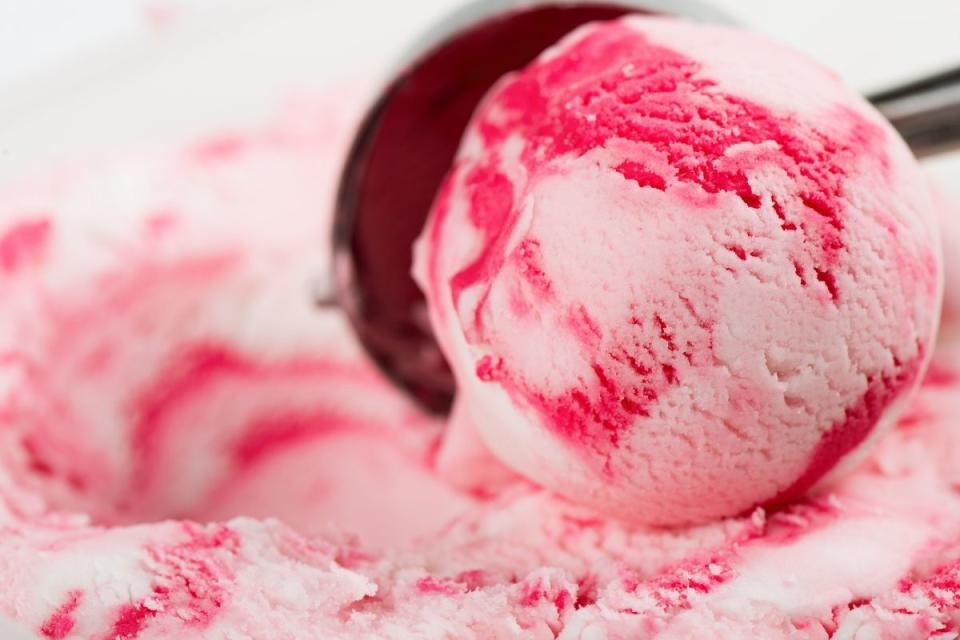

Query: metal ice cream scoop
[330,0,960,414]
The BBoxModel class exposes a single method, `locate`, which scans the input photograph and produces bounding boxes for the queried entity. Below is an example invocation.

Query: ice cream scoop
[332,0,960,414]
[332,0,735,413]
[2,53,960,640]
[412,16,942,524]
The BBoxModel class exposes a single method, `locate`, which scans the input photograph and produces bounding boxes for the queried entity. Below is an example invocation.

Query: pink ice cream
[1,89,960,639]
[0,97,471,546]
[415,17,943,525]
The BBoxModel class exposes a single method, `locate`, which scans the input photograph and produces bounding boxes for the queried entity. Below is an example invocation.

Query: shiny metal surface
[870,66,960,158]
[333,0,733,413]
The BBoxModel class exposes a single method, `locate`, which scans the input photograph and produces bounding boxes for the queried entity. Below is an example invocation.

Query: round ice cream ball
[414,17,943,525]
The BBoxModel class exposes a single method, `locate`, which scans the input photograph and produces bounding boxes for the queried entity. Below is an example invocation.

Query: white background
[0,0,958,185]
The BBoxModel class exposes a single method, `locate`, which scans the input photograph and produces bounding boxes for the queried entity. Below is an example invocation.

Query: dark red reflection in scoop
[334,5,641,414]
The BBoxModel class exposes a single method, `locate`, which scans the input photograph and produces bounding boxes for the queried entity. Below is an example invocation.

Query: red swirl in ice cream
[415,17,943,524]
[0,83,958,639]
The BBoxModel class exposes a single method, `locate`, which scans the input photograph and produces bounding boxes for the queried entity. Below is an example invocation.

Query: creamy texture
[0,97,471,546]
[2,345,960,639]
[415,17,943,525]
[0,39,957,640]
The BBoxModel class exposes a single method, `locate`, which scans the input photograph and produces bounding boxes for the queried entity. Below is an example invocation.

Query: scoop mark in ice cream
[129,342,376,496]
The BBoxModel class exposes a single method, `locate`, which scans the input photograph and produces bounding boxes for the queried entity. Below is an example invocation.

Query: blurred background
[1,0,959,188]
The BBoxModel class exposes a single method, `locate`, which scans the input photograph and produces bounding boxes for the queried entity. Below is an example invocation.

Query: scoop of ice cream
[3,89,960,639]
[415,17,943,525]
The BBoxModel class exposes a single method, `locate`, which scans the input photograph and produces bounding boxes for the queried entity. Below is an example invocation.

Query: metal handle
[869,66,960,158]
[399,0,736,71]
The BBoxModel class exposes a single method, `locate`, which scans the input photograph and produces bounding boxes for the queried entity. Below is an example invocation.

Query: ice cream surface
[415,16,943,525]
[1,16,960,640]
[0,97,470,544]
[0,87,960,640]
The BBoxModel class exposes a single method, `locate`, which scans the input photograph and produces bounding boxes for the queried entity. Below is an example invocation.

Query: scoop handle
[869,66,960,158]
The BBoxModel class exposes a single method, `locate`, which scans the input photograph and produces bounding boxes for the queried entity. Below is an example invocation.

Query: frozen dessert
[415,17,943,525]
[0,15,958,640]
[0,97,470,546]
[3,350,960,640]
[0,85,959,640]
